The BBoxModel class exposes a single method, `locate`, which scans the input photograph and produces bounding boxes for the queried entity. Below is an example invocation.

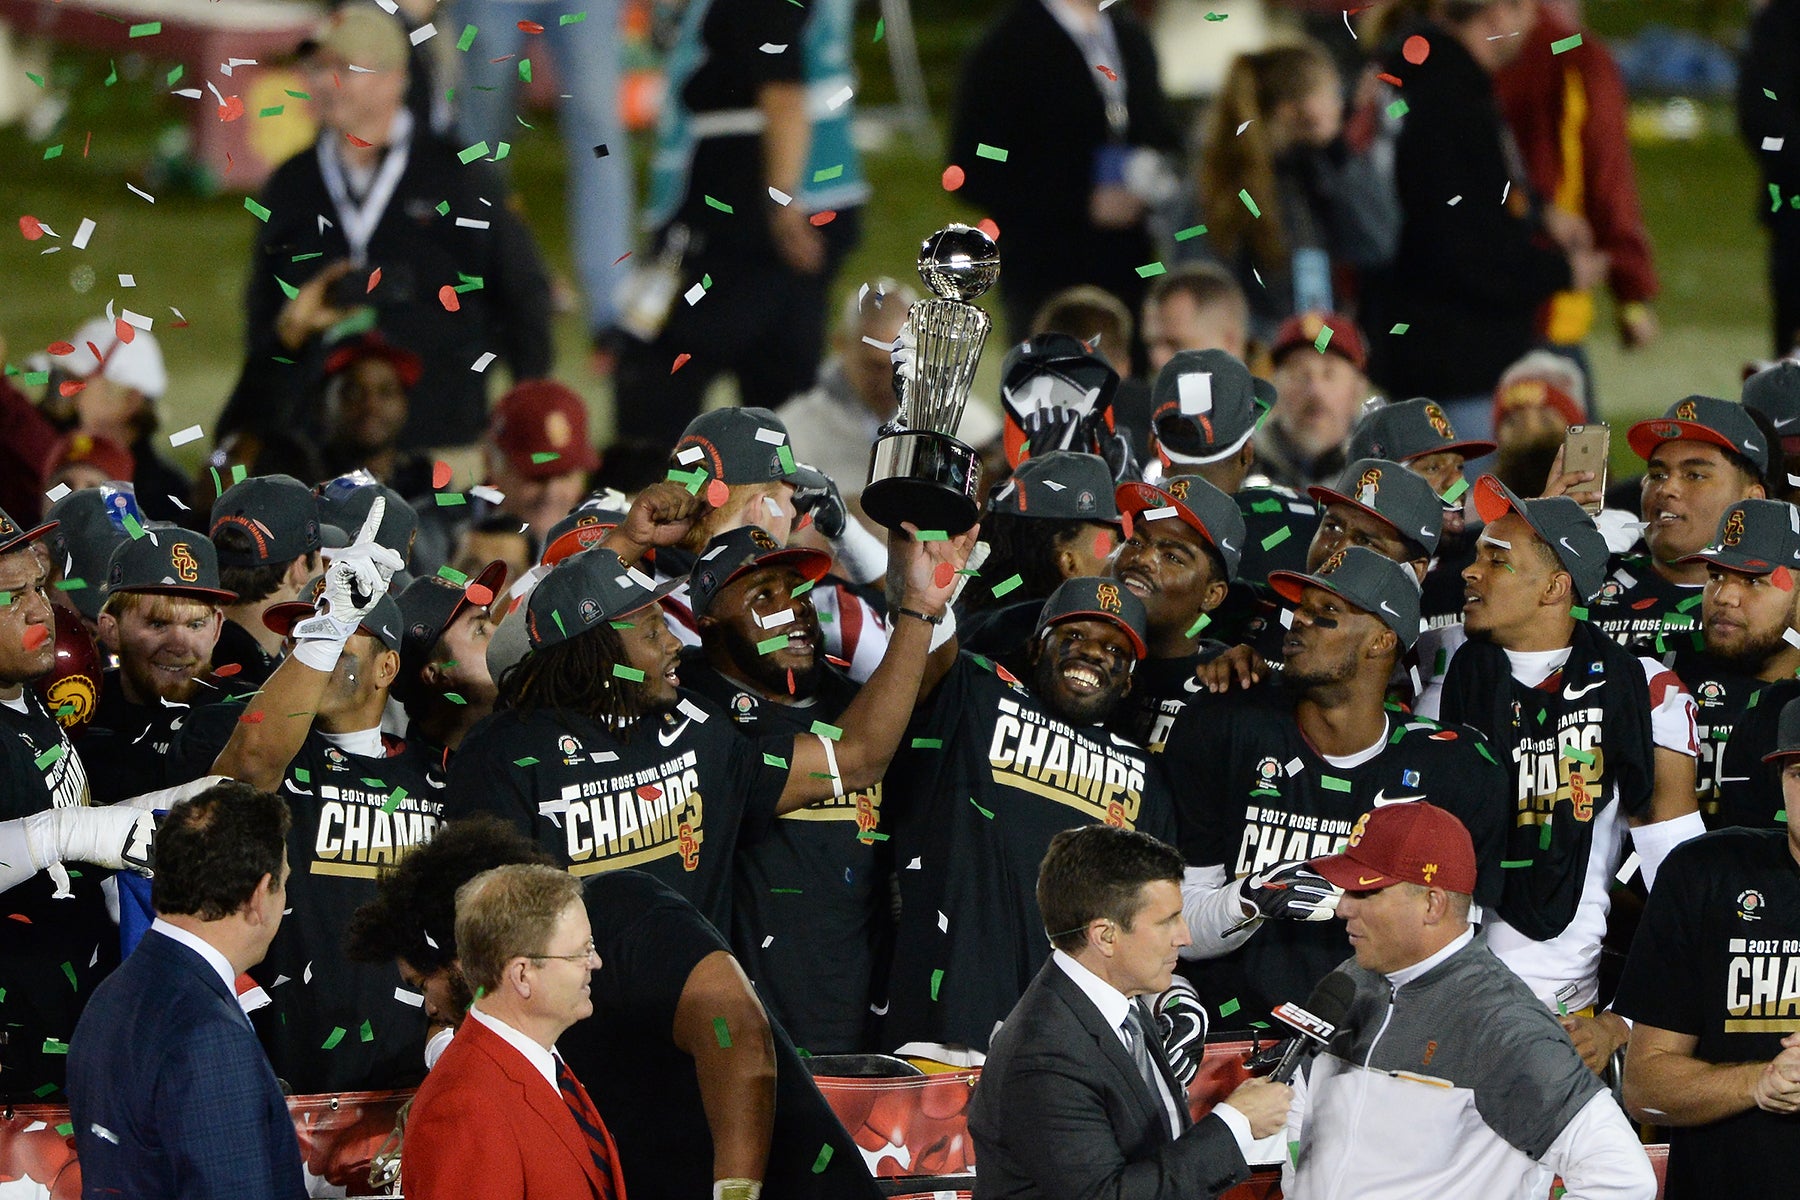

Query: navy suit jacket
[68,929,305,1200]
[968,960,1249,1200]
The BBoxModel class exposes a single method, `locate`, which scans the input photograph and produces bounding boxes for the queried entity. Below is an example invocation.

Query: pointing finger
[356,494,386,546]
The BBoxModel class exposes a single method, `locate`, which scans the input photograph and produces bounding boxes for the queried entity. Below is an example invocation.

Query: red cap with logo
[1270,311,1367,371]
[489,381,601,480]
[1310,801,1477,894]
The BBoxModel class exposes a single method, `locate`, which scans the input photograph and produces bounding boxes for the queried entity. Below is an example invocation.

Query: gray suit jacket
[968,960,1250,1200]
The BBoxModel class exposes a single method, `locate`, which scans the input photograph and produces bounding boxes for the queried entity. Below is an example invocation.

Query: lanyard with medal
[317,108,415,267]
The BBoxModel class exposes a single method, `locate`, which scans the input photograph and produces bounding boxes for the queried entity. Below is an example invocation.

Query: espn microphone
[1267,970,1356,1084]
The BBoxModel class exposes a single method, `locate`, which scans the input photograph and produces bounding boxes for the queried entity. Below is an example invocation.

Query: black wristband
[893,606,943,626]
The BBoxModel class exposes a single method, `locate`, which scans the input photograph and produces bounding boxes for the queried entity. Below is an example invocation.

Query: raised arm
[670,951,778,1192]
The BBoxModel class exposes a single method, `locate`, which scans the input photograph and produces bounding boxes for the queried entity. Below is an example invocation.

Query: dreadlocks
[496,623,651,737]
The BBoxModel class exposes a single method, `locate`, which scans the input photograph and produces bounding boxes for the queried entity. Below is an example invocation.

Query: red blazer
[404,1014,628,1200]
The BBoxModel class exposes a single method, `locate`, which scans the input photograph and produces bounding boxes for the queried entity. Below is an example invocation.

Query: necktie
[555,1056,617,1200]
[1122,1003,1177,1137]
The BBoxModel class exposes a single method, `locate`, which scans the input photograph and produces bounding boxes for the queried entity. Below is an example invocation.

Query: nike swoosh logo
[657,718,693,748]
[1420,526,1434,538]
[1563,680,1605,700]
[1380,601,1401,617]
[1371,790,1426,806]
[1560,537,1582,558]
[1356,874,1385,886]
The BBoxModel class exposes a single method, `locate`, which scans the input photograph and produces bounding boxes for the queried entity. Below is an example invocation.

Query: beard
[1282,644,1361,693]
[122,656,203,705]
[1030,648,1127,726]
[716,621,824,700]
[1710,624,1791,674]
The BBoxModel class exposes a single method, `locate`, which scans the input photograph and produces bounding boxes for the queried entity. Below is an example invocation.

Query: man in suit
[403,863,628,1199]
[969,825,1293,1200]
[68,780,305,1200]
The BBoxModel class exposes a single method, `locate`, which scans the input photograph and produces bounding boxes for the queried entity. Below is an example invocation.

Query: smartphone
[1563,423,1610,515]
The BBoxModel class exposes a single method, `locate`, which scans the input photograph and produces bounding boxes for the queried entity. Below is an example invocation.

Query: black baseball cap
[1762,696,1800,763]
[999,334,1121,430]
[1679,499,1800,576]
[1269,544,1422,649]
[210,474,326,566]
[1471,475,1609,602]
[541,492,633,566]
[526,548,683,650]
[1114,474,1246,582]
[394,559,509,701]
[263,575,404,652]
[1308,458,1444,557]
[1627,396,1770,476]
[47,487,137,620]
[316,475,418,567]
[0,503,57,558]
[987,452,1121,522]
[670,408,799,485]
[104,526,237,604]
[687,526,832,620]
[1347,398,1496,464]
[1036,576,1149,659]
[1743,361,1800,438]
[1148,349,1275,466]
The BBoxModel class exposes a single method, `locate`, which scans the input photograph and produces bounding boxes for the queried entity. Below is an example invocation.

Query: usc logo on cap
[1424,404,1452,440]
[1165,479,1191,503]
[1357,467,1382,504]
[1321,548,1348,575]
[1095,583,1123,614]
[1676,400,1698,421]
[1347,811,1370,847]
[171,543,200,583]
[1724,509,1747,547]
[748,528,779,552]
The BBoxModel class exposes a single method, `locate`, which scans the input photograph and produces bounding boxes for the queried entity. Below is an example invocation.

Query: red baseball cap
[1271,311,1367,372]
[323,331,424,389]
[44,432,135,487]
[489,381,601,480]
[1311,801,1477,894]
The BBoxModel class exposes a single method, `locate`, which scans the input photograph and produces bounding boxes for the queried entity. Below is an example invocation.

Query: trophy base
[864,430,982,534]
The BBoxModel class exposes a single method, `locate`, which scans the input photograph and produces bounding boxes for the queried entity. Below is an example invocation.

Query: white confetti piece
[121,308,152,331]
[172,88,202,99]
[1284,757,1304,777]
[409,22,437,44]
[761,935,774,948]
[676,698,710,723]
[44,484,70,503]
[757,607,795,629]
[676,445,705,464]
[374,0,397,10]
[470,484,506,505]
[1143,505,1178,521]
[394,987,424,1007]
[303,962,313,984]
[454,216,490,228]
[1236,120,1253,135]
[1041,480,1066,492]
[1615,850,1640,884]
[684,282,707,305]
[470,351,497,372]
[907,857,922,869]
[768,186,792,206]
[1785,627,1800,649]
[826,85,854,110]
[764,496,783,518]
[90,1124,120,1144]
[938,911,949,932]
[1766,137,1786,151]
[1479,533,1512,550]
[753,426,787,445]
[423,932,439,950]
[72,218,96,249]
[169,424,205,447]
[1447,195,1462,206]
[126,183,155,203]
[758,42,787,52]
[118,273,135,287]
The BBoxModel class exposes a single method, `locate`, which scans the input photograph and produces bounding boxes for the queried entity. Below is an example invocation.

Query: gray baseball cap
[1269,544,1423,649]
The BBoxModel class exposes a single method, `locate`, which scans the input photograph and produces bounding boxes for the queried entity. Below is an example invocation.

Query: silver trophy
[863,224,999,533]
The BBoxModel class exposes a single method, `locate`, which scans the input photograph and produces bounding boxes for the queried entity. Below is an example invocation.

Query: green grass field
[0,7,1775,485]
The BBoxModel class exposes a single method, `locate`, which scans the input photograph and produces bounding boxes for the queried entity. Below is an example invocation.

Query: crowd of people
[5,0,1800,1197]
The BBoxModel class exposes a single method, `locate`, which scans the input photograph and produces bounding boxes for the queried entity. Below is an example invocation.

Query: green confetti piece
[276,276,300,300]
[913,529,949,542]
[1662,614,1695,629]
[1767,88,1779,100]
[813,1144,835,1173]
[103,61,117,87]
[434,493,467,507]
[290,252,323,263]
[791,579,815,598]
[1550,32,1583,54]
[975,143,1009,161]
[1319,775,1351,792]
[929,969,944,1000]
[1173,224,1208,241]
[36,744,64,770]
[704,195,735,213]
[778,444,797,475]
[1313,325,1334,355]
[1501,859,1534,869]
[518,58,532,83]
[560,11,587,24]
[436,200,451,216]
[167,65,184,86]
[713,1016,732,1047]
[1389,323,1410,335]
[128,21,162,37]
[285,88,309,99]
[757,634,791,655]
[457,141,490,164]
[910,738,943,749]
[970,798,995,819]
[292,767,311,784]
[1250,787,1282,798]
[1218,997,1241,1017]
[1561,745,1595,766]
[530,451,560,464]
[1184,613,1212,638]
[381,787,407,814]
[43,144,62,161]
[355,1019,374,1042]
[360,777,387,790]
[1261,526,1292,551]
[813,164,844,182]
[26,71,44,88]
[763,753,788,768]
[667,465,709,493]
[1776,810,1787,822]
[436,565,470,586]
[33,1083,57,1098]
[1251,498,1283,514]
[873,16,884,40]
[1441,476,1470,503]
[612,664,646,682]
[54,1121,73,1136]
[811,720,844,741]
[258,105,284,118]
[122,513,146,540]
[1135,261,1167,278]
[1238,189,1260,218]
[1387,98,1409,119]
[231,465,247,487]
[244,197,272,223]
[61,961,76,989]
[1204,9,1229,18]
[1676,594,1704,612]
[513,757,539,767]
[1539,823,1554,849]
[858,830,890,842]
[322,1026,347,1050]
[457,23,478,49]
[991,574,1024,598]
[1570,606,1588,621]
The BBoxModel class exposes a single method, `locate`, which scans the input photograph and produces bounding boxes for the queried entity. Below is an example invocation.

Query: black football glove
[1238,860,1339,922]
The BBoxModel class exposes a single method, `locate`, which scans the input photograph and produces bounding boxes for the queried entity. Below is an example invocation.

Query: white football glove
[293,495,403,669]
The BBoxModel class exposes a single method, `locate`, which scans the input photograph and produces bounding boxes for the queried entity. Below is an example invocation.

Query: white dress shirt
[151,917,237,996]
[468,1002,561,1093]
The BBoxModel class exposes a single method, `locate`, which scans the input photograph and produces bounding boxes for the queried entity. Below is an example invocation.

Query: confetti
[811,720,844,740]
[457,141,490,164]
[1319,775,1351,792]
[713,1017,732,1047]
[35,744,64,770]
[933,561,955,589]
[1313,325,1334,354]
[1390,323,1410,335]
[1501,859,1534,869]
[812,1144,834,1173]
[942,164,965,191]
[874,17,885,40]
[1441,477,1470,503]
[757,634,791,655]
[970,798,995,819]
[42,1038,69,1055]
[1551,33,1583,54]
[1387,99,1409,120]
[1261,526,1292,551]
[671,353,691,373]
[514,757,539,767]
[1218,997,1241,1017]
[322,1026,347,1050]
[1135,262,1167,278]
[128,21,162,37]
[1173,224,1207,241]
[975,143,1009,162]
[704,195,735,213]
[438,285,461,311]
[1184,614,1212,639]
[929,969,944,1001]
[1238,189,1261,218]
[612,664,646,682]
[992,574,1023,598]
[1403,35,1431,64]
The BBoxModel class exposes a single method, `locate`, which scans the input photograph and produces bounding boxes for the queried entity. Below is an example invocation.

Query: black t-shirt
[1612,829,1800,1199]
[0,689,115,1103]
[1153,684,1509,1020]
[80,671,198,804]
[173,703,440,1093]
[1588,553,1704,650]
[1720,678,1800,831]
[1668,649,1767,825]
[1421,529,1478,621]
[680,656,887,1054]
[880,655,1178,1052]
[210,617,280,694]
[562,870,881,1200]
[447,697,791,933]
[1107,651,1204,748]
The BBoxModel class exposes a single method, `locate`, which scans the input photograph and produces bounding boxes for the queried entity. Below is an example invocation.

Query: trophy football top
[917,224,1000,302]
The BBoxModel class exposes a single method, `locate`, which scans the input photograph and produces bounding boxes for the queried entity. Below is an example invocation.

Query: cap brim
[1677,548,1780,574]
[111,583,239,605]
[1763,746,1800,764]
[1626,418,1741,464]
[1471,474,1530,529]
[1040,609,1148,659]
[262,601,393,643]
[1413,438,1497,462]
[1115,483,1222,556]
[695,547,833,618]
[446,559,510,623]
[1266,568,1358,613]
[1305,485,1406,538]
[0,520,59,558]
[1311,850,1402,892]
[542,522,618,567]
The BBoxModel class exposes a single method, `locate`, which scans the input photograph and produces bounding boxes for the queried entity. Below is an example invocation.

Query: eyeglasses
[528,940,599,966]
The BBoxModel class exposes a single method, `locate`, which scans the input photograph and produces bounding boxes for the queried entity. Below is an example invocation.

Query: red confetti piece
[82,131,91,159]
[438,285,461,312]
[1376,71,1403,87]
[517,19,545,32]
[366,267,382,293]
[635,784,662,801]
[612,251,632,265]
[1120,509,1135,542]
[1093,530,1115,558]
[933,561,954,589]
[58,380,85,398]
[786,668,796,695]
[7,914,31,923]
[809,211,837,227]
[826,654,850,668]
[977,218,1000,241]
[218,96,245,122]
[1095,64,1117,81]
[214,662,242,678]
[794,511,813,531]
[942,164,965,191]
[345,133,374,148]
[995,662,1021,684]
[705,479,730,508]
[22,625,49,651]
[239,710,265,724]
[46,341,73,356]
[465,583,495,606]
[432,460,453,489]
[114,318,135,345]
[224,151,234,176]
[671,353,691,373]
[18,215,45,241]
[1402,34,1430,64]
[1775,566,1794,592]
